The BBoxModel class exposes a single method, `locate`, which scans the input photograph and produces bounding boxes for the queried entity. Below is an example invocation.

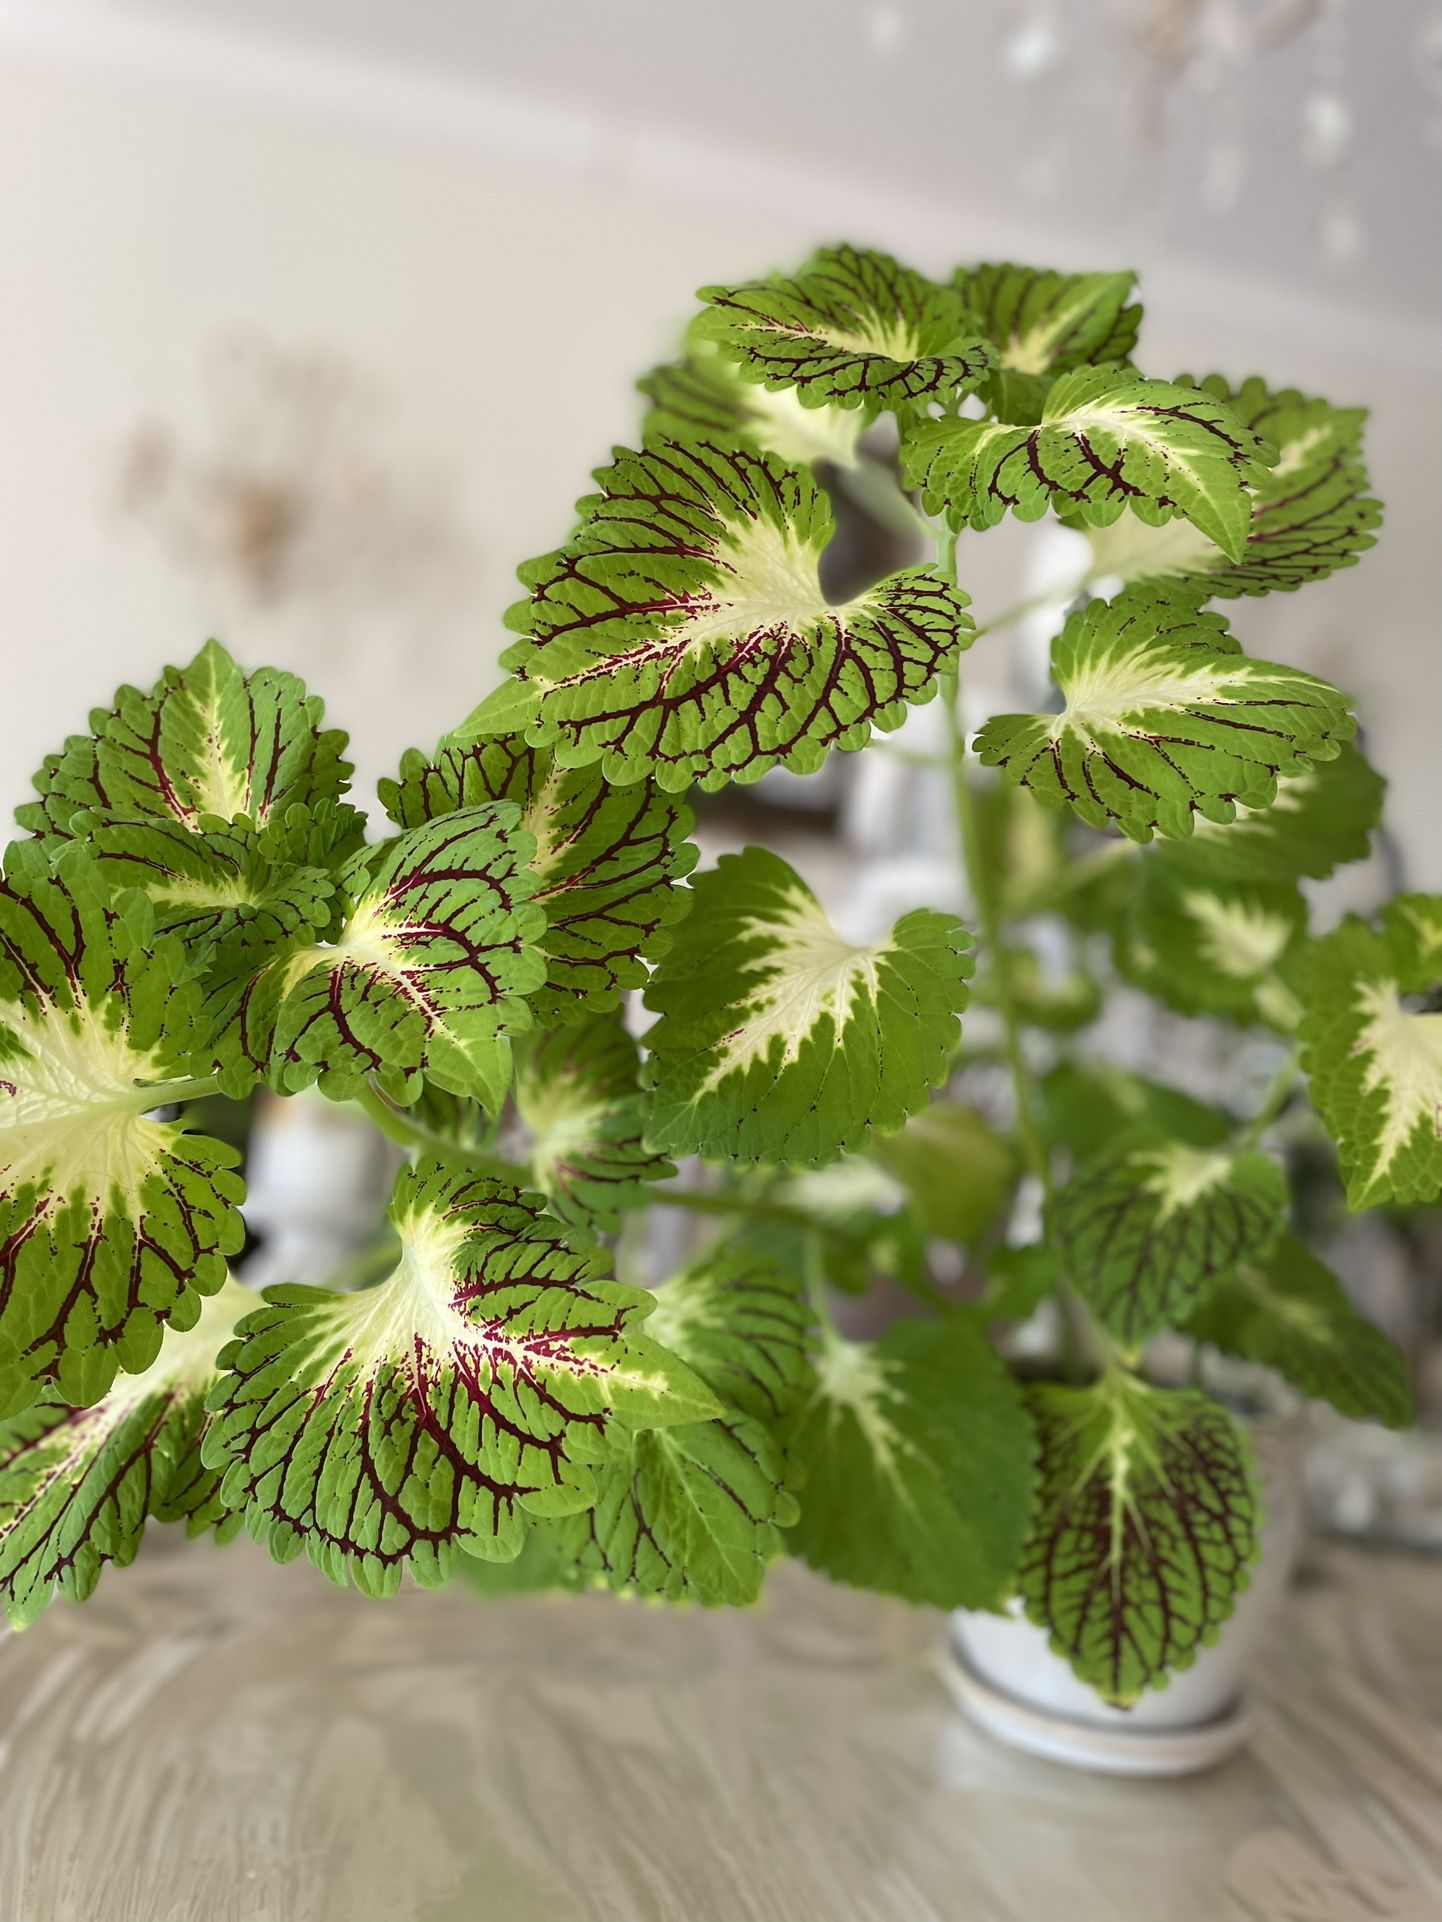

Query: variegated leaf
[1157,741,1385,884]
[975,589,1355,842]
[1038,1060,1233,1155]
[545,1249,813,1605]
[639,334,867,468]
[1188,1234,1411,1429]
[470,441,973,793]
[1085,376,1382,598]
[81,812,338,999]
[379,730,695,1025]
[953,261,1141,421]
[203,1160,719,1596]
[903,366,1274,559]
[0,1280,253,1626]
[1050,1138,1288,1346]
[644,1245,816,1428]
[1019,1375,1259,1703]
[512,1014,672,1233]
[0,844,245,1419]
[642,848,972,1165]
[1125,866,1308,1029]
[786,1318,1036,1609]
[225,806,547,1108]
[1300,895,1442,1208]
[20,639,352,841]
[695,243,992,412]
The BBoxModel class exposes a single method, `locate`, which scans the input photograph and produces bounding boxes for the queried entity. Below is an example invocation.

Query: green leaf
[1125,865,1307,1030]
[379,730,696,1025]
[512,1014,672,1233]
[737,1160,931,1299]
[81,812,338,1004]
[1019,1374,1259,1704]
[553,1419,798,1605]
[1188,1234,1412,1428]
[975,589,1355,842]
[1051,1138,1289,1346]
[226,806,547,1107]
[639,334,867,468]
[975,1243,1061,1324]
[0,844,245,1418]
[20,640,351,841]
[642,848,972,1165]
[546,1250,813,1606]
[1300,895,1442,1209]
[953,261,1140,422]
[695,244,992,413]
[1037,1061,1234,1155]
[904,366,1273,558]
[872,1102,1019,1244]
[203,1160,719,1596]
[786,1318,1035,1609]
[645,1245,816,1427]
[475,440,974,794]
[1084,376,1382,599]
[0,1279,253,1627]
[976,946,1102,1033]
[1155,741,1385,885]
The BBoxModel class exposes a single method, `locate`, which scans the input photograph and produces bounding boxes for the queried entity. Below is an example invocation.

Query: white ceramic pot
[943,1406,1306,1776]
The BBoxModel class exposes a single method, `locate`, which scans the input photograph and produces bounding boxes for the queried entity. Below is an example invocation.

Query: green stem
[1240,1050,1301,1148]
[842,454,936,545]
[653,1186,954,1315]
[142,1072,224,1109]
[930,523,1103,1378]
[350,1081,528,1182]
[969,578,1086,645]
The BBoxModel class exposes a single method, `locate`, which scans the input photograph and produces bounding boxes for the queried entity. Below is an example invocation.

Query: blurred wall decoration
[0,0,1435,857]
[118,329,459,611]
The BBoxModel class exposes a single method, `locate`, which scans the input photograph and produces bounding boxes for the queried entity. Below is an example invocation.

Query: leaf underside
[1051,1138,1289,1346]
[1188,1234,1412,1429]
[1019,1376,1259,1704]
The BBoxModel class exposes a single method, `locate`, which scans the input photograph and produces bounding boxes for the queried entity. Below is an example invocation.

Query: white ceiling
[28,0,1441,326]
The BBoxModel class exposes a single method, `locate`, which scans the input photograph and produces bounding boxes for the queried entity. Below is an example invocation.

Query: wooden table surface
[0,1535,1437,1922]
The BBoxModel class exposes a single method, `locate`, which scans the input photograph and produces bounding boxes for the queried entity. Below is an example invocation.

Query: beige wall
[1,48,1438,880]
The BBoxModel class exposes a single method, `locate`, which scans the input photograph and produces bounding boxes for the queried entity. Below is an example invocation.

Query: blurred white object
[243,1089,401,1287]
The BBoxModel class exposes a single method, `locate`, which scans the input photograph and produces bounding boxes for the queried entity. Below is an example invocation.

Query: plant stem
[350,1081,528,1182]
[142,1072,224,1109]
[1240,1049,1301,1148]
[930,522,1104,1378]
[933,588,1050,1193]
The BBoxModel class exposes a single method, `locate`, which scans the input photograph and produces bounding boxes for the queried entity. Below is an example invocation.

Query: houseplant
[0,246,1430,1750]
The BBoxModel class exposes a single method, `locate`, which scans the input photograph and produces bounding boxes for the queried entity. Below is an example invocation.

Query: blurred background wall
[0,0,1438,874]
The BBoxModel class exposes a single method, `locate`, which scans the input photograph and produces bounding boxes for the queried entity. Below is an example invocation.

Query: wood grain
[0,1537,1436,1921]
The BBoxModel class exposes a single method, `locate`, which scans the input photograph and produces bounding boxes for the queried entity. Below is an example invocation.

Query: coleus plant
[0,246,1429,1710]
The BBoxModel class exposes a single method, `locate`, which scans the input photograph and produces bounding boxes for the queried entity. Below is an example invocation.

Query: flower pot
[942,1404,1306,1776]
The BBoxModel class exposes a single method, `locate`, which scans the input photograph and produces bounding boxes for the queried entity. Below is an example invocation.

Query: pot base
[938,1629,1256,1777]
